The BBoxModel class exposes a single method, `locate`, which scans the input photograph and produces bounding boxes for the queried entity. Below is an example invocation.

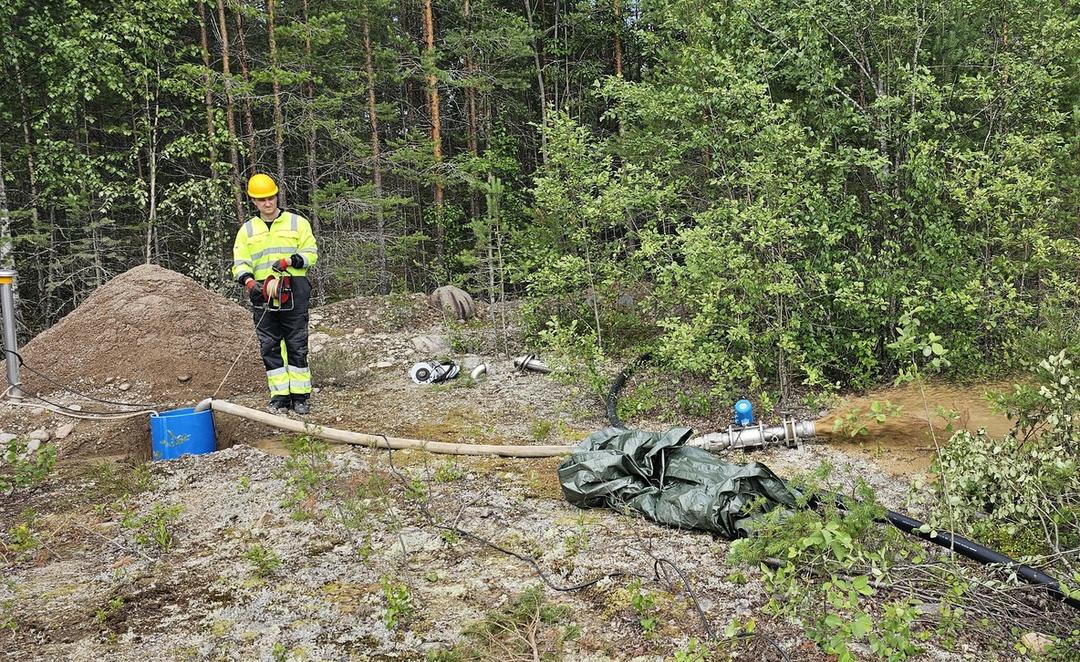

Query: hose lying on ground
[203,398,572,458]
[881,507,1080,610]
[606,352,651,429]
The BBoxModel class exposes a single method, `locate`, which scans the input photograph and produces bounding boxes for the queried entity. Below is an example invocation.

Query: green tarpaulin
[558,427,800,538]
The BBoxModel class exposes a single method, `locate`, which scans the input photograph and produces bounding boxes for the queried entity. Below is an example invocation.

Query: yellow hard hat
[247,174,279,198]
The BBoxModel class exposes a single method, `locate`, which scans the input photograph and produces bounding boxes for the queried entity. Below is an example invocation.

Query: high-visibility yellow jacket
[232,212,318,283]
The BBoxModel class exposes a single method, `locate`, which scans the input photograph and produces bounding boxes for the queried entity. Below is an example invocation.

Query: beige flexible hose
[207,399,573,458]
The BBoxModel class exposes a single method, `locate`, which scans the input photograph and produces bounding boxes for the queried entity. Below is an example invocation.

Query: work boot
[292,400,311,416]
[267,398,291,415]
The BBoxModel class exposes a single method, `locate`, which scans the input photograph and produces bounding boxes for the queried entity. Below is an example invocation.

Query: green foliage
[831,400,903,438]
[83,461,155,502]
[517,0,1080,396]
[94,596,124,624]
[925,351,1080,569]
[730,471,932,661]
[627,578,658,637]
[380,577,413,630]
[616,377,664,423]
[535,318,610,398]
[1,437,56,493]
[529,418,553,442]
[244,544,282,578]
[121,503,183,552]
[433,460,464,483]
[5,509,39,558]
[281,434,333,518]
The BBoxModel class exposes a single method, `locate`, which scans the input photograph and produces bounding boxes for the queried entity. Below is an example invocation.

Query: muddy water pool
[816,380,1018,476]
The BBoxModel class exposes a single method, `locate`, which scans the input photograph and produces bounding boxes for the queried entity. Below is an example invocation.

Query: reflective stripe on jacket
[232,212,319,282]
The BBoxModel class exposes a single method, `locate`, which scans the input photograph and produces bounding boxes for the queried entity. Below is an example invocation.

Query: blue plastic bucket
[150,407,217,460]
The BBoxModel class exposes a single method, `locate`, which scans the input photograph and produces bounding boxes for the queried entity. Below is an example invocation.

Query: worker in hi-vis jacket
[232,174,319,415]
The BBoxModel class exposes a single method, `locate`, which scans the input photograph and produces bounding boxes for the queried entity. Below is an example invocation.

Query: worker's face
[251,195,279,218]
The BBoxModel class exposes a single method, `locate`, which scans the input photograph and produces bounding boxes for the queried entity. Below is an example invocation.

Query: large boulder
[427,285,476,321]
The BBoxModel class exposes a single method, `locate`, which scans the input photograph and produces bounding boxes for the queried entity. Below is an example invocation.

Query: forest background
[1,0,1078,403]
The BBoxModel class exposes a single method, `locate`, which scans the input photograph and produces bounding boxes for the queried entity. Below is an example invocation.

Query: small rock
[177,374,191,383]
[372,360,394,370]
[459,354,484,371]
[105,376,115,384]
[119,382,131,392]
[26,438,41,453]
[30,407,45,416]
[28,428,51,443]
[55,423,75,440]
[0,433,16,445]
[68,404,82,411]
[411,334,451,355]
[1020,632,1053,654]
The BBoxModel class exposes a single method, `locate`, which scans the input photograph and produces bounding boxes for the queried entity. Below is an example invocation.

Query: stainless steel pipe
[688,419,817,451]
[0,269,23,399]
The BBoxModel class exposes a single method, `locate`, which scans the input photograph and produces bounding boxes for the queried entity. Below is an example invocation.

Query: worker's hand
[246,278,264,304]
[272,258,291,273]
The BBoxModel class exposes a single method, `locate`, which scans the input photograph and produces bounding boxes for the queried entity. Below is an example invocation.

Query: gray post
[0,269,23,399]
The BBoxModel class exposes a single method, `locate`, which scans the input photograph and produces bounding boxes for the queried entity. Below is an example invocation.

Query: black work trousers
[253,276,312,403]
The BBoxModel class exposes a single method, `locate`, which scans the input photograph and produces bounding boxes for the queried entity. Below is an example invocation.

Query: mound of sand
[14,264,264,404]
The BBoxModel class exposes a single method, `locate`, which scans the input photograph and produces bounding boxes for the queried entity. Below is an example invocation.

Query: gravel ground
[0,291,1068,660]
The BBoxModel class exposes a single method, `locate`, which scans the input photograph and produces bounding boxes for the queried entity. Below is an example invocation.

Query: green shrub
[245,544,282,578]
[926,351,1080,568]
[1,437,56,493]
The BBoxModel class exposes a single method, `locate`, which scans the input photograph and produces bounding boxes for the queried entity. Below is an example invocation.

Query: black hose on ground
[882,508,1080,610]
[606,353,651,429]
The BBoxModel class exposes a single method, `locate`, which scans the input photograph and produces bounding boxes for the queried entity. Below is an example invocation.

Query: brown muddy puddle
[816,381,1018,476]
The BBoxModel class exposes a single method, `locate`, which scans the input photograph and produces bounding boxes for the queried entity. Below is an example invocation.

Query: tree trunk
[197,0,223,259]
[0,142,11,268]
[522,0,548,162]
[267,0,287,206]
[364,19,389,295]
[301,0,322,299]
[464,0,480,222]
[216,0,244,225]
[235,8,257,167]
[198,0,218,171]
[422,0,444,267]
[14,62,40,233]
[143,63,161,264]
[613,0,623,78]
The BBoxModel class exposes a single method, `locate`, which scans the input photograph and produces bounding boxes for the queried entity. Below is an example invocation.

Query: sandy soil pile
[14,264,263,403]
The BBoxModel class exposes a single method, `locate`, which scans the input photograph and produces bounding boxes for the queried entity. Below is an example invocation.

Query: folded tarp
[557,426,799,538]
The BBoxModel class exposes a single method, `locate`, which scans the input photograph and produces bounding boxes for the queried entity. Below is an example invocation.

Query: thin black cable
[616,500,791,660]
[3,348,160,409]
[383,444,643,592]
[652,556,716,640]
